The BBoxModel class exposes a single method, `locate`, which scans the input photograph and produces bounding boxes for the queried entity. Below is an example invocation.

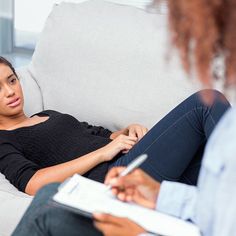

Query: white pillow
[29,0,195,131]
[61,0,153,9]
[17,67,43,116]
[0,174,32,236]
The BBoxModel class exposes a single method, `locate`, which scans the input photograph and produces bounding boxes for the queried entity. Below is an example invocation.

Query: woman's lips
[7,98,21,108]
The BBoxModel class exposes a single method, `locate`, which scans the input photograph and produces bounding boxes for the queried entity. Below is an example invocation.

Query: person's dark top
[0,110,112,192]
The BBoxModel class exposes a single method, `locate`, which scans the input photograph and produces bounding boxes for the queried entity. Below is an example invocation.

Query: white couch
[0,1,196,235]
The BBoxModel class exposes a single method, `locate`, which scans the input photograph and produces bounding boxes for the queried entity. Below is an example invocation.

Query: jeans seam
[141,106,206,156]
[138,106,210,180]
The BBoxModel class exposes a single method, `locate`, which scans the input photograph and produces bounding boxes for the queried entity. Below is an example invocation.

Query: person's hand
[125,124,148,141]
[105,167,160,209]
[110,124,148,142]
[93,213,146,236]
[100,135,138,162]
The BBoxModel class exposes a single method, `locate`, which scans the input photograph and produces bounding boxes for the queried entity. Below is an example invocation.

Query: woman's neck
[0,112,29,130]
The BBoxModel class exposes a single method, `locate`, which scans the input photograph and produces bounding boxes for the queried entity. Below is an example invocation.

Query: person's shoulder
[0,131,17,148]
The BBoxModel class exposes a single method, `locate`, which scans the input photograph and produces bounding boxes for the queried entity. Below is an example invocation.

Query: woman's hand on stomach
[100,135,137,162]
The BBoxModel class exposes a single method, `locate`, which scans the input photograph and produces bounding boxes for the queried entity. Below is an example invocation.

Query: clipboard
[52,174,201,236]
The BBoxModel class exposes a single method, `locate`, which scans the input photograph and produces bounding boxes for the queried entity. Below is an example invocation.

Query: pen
[106,154,148,191]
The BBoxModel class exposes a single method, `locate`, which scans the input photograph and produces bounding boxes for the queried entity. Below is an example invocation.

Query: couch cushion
[16,67,43,116]
[0,173,32,236]
[29,0,195,131]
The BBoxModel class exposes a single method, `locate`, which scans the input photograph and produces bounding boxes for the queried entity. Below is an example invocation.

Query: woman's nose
[5,86,15,97]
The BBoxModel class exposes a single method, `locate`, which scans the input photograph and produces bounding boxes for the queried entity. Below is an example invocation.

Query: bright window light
[14,0,60,49]
[14,0,166,50]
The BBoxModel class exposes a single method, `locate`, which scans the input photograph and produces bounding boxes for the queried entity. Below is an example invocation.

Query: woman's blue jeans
[110,89,230,185]
[13,90,231,236]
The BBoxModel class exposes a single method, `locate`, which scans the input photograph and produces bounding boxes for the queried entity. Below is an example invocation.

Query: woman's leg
[110,90,230,185]
[13,184,102,236]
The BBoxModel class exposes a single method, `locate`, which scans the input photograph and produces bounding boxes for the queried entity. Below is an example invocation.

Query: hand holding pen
[105,154,148,191]
[104,155,161,209]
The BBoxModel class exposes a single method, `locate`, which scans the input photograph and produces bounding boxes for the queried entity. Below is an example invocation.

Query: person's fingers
[116,172,143,187]
[142,127,148,136]
[124,187,134,197]
[93,213,123,224]
[104,167,126,185]
[122,150,129,154]
[111,186,135,200]
[111,187,119,196]
[111,169,151,190]
[126,195,133,202]
[93,221,105,233]
[131,189,154,208]
[107,173,139,189]
[123,187,135,202]
[136,128,143,140]
[124,140,136,146]
[128,127,137,138]
[125,143,134,150]
[121,135,137,142]
[117,191,126,201]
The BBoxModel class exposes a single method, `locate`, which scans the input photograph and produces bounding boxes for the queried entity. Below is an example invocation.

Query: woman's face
[0,63,24,117]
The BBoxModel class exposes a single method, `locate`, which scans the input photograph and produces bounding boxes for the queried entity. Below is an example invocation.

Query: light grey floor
[2,51,33,68]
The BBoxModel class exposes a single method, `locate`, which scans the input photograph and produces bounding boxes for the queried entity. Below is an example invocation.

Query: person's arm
[26,134,137,195]
[0,135,137,195]
[211,163,236,236]
[0,142,40,193]
[156,181,198,222]
[213,187,236,236]
[25,148,104,195]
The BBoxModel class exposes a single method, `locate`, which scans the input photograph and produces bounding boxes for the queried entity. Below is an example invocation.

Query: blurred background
[0,0,167,67]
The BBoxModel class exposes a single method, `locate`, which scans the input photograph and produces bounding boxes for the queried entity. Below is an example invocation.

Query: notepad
[52,174,200,236]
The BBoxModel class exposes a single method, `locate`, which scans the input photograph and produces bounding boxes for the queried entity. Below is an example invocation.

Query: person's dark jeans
[13,183,102,236]
[110,90,230,185]
[13,90,231,236]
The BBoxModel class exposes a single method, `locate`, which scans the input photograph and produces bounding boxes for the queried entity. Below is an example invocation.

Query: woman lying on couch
[0,55,230,196]
[11,0,236,236]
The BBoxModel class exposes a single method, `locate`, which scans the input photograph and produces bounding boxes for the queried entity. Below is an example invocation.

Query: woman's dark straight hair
[0,56,18,78]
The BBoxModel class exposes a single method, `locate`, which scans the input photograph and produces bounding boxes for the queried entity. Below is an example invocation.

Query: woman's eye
[10,78,16,84]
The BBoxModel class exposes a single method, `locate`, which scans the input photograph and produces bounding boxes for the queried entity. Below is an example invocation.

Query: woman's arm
[25,134,137,195]
[25,149,102,195]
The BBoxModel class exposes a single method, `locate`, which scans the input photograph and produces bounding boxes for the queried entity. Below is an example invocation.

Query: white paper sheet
[53,174,201,236]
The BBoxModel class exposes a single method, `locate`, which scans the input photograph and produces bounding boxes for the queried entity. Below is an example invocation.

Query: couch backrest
[28,0,196,130]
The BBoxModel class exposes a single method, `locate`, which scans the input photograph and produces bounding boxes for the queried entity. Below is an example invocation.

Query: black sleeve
[0,142,40,192]
[80,122,112,138]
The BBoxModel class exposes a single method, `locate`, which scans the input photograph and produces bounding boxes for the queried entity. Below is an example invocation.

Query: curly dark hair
[156,0,236,87]
[0,56,18,78]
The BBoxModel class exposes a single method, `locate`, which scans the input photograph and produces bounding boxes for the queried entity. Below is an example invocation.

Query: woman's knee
[194,89,230,108]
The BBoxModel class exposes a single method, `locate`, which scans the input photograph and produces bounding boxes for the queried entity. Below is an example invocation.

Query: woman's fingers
[142,127,148,136]
[128,127,137,138]
[126,125,148,141]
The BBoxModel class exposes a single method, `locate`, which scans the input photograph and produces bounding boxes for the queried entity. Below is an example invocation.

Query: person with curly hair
[12,0,236,235]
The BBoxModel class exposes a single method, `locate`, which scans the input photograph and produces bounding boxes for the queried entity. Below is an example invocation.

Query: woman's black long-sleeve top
[0,110,112,192]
